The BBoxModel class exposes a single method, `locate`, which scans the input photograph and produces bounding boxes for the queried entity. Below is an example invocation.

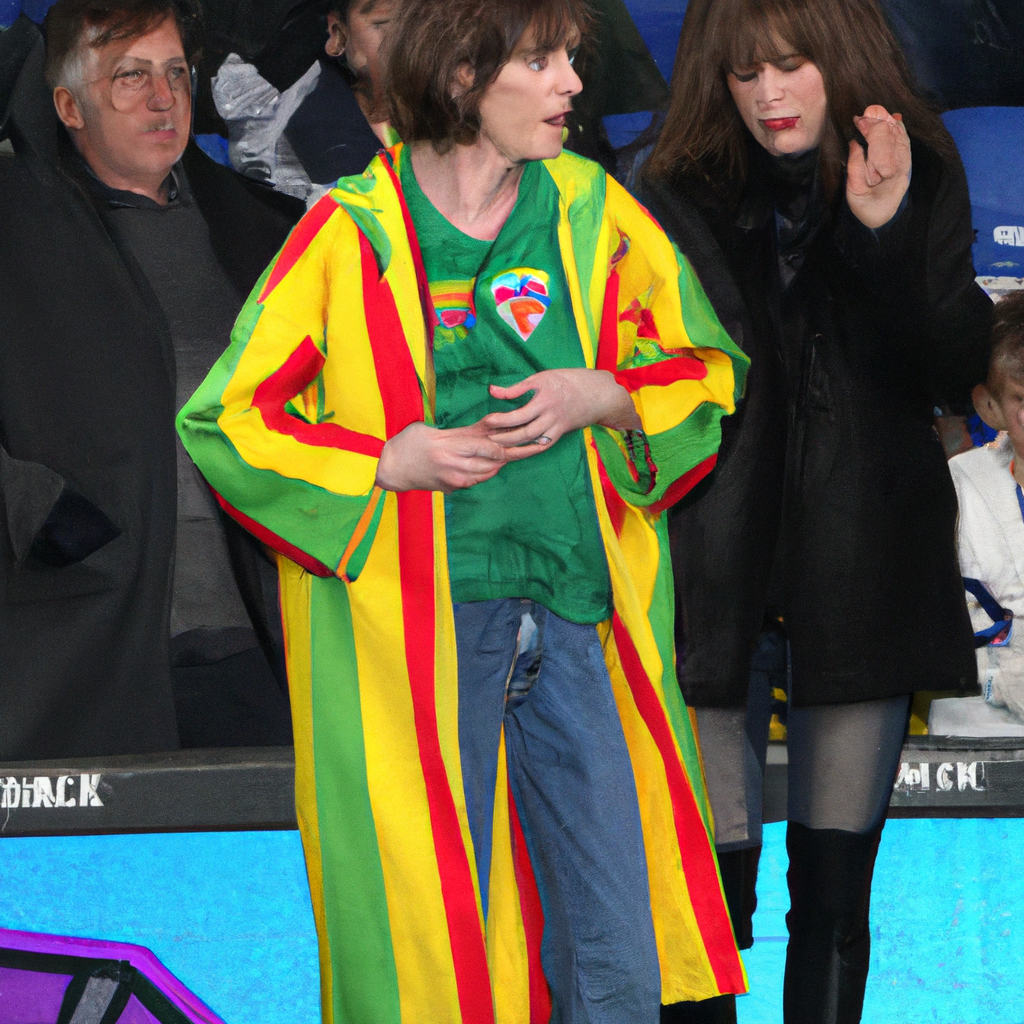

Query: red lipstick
[763,117,799,131]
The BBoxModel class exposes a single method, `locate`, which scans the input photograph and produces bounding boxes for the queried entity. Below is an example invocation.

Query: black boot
[717,844,762,949]
[660,994,737,1024]
[783,821,884,1024]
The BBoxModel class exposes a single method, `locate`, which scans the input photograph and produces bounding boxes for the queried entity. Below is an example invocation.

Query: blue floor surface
[738,819,1024,1024]
[2,819,1023,1022]
[0,830,320,1024]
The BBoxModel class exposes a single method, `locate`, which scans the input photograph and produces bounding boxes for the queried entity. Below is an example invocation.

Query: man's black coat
[639,139,993,708]
[0,29,301,760]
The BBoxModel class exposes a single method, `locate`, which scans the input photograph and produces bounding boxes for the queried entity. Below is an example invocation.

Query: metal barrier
[2,736,1023,838]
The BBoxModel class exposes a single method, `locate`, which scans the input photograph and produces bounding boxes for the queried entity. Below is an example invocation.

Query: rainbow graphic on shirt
[429,279,477,348]
[491,268,551,341]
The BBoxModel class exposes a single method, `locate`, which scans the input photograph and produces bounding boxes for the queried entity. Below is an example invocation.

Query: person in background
[0,0,300,760]
[178,0,750,1019]
[286,0,396,174]
[211,0,396,201]
[953,292,1024,721]
[634,0,992,1021]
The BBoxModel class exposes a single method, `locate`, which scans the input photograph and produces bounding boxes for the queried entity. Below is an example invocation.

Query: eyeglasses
[85,63,191,109]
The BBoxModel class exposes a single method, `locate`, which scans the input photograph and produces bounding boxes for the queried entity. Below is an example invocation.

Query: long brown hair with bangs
[382,0,591,152]
[643,0,952,201]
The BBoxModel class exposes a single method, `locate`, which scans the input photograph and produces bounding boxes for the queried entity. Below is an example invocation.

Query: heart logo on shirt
[491,269,551,341]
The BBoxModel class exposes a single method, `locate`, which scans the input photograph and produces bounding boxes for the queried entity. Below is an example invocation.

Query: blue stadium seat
[944,107,1024,286]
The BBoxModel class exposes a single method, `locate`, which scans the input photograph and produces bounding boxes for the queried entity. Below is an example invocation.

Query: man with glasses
[0,0,301,760]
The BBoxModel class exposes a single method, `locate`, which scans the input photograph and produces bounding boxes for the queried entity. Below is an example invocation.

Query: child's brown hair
[988,291,1024,397]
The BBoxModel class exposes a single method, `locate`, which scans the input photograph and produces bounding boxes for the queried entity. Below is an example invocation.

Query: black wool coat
[638,139,992,708]
[0,30,302,760]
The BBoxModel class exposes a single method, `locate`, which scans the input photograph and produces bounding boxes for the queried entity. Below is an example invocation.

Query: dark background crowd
[0,0,1022,761]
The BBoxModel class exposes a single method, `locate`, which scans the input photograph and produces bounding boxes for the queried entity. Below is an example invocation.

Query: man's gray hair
[43,0,200,92]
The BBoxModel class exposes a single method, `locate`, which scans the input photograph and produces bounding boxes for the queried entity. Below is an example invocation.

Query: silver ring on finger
[534,435,552,446]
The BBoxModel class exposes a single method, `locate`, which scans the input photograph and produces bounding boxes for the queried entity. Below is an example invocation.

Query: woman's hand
[484,368,641,461]
[375,420,508,493]
[846,105,911,229]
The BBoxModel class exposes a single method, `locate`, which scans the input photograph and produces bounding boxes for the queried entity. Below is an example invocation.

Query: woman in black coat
[636,0,992,1021]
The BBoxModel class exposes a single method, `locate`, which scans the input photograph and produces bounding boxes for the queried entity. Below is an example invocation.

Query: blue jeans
[454,598,661,1024]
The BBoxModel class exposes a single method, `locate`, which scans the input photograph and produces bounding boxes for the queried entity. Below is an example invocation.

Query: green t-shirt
[401,155,611,624]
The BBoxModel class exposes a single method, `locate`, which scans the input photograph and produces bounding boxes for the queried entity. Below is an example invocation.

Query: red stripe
[596,270,620,373]
[508,787,551,1024]
[398,491,495,1024]
[211,490,333,577]
[610,614,745,994]
[361,207,494,1021]
[597,270,708,390]
[377,148,437,352]
[258,193,338,304]
[252,336,385,458]
[361,231,424,433]
[614,354,709,392]
[594,442,628,537]
[647,453,717,515]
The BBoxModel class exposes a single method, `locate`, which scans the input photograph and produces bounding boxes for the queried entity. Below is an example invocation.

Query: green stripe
[628,402,725,507]
[184,417,374,569]
[646,517,713,833]
[342,493,387,582]
[589,407,726,508]
[341,202,392,273]
[543,153,606,348]
[310,576,402,1024]
[591,426,654,497]
[332,160,392,274]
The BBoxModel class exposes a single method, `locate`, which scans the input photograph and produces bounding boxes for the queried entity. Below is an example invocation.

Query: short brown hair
[989,292,1024,395]
[382,0,590,151]
[644,0,952,201]
[44,0,201,90]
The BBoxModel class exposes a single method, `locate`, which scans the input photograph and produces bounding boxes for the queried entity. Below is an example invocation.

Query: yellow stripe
[601,627,723,1002]
[374,147,433,406]
[220,404,380,496]
[583,437,666,691]
[630,353,738,435]
[554,167,731,999]
[584,435,729,1000]
[606,500,661,630]
[487,730,531,1024]
[278,558,335,1022]
[216,211,389,502]
[322,216,390,437]
[348,494,464,1022]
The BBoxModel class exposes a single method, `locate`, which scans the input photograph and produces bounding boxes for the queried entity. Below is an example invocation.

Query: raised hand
[484,368,641,461]
[846,105,911,229]
[375,420,508,493]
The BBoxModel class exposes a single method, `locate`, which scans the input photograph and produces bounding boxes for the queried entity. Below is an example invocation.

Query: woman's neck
[408,140,524,240]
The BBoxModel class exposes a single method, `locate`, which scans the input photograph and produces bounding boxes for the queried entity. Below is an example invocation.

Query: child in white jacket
[951,291,1024,719]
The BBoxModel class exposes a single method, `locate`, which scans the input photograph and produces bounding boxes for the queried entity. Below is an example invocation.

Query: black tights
[695,631,910,844]
[668,633,910,1023]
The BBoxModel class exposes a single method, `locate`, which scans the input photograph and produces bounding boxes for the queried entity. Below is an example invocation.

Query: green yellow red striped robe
[177,144,750,1023]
